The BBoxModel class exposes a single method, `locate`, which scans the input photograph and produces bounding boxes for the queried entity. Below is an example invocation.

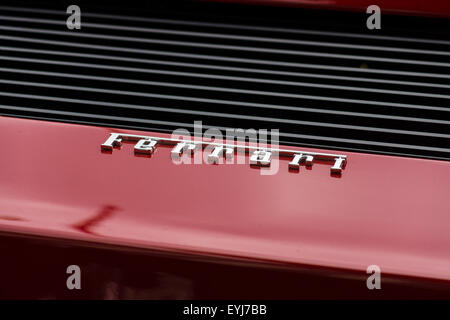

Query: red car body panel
[204,0,450,18]
[1,116,449,298]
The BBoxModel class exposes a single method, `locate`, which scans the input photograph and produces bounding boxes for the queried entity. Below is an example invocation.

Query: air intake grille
[0,4,449,160]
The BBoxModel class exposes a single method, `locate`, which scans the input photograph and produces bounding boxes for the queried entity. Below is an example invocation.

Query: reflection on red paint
[72,205,119,235]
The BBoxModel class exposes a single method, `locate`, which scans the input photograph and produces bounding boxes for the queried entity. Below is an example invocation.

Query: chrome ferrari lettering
[208,145,234,164]
[331,157,346,174]
[101,133,347,175]
[134,138,157,155]
[101,133,123,151]
[288,153,314,169]
[250,150,272,167]
[171,142,199,159]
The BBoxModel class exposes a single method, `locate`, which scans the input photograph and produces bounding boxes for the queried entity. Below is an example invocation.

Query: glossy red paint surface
[1,116,450,289]
[203,0,450,17]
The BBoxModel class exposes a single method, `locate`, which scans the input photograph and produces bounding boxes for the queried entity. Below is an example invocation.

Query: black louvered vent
[0,2,449,160]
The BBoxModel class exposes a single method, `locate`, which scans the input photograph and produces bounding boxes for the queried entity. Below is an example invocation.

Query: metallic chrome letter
[331,157,346,174]
[208,145,234,164]
[134,138,157,155]
[101,133,122,151]
[171,142,198,159]
[288,153,313,169]
[250,150,272,167]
